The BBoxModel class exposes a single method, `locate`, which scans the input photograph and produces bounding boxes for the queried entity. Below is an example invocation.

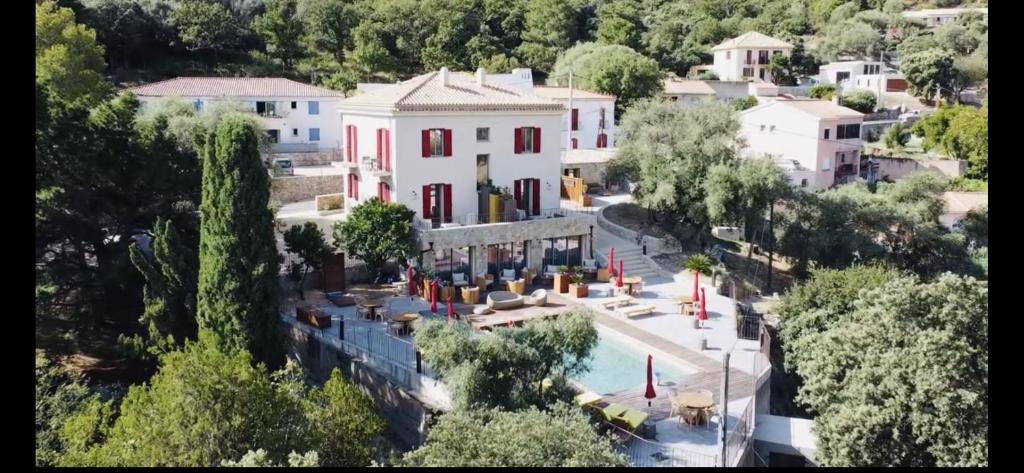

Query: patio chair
[582,259,598,272]
[452,272,469,288]
[356,306,371,319]
[387,320,404,336]
[704,404,720,431]
[680,407,700,428]
[499,268,517,284]
[543,265,560,278]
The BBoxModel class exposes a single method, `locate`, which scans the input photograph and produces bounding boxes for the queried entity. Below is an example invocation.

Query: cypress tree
[121,217,199,360]
[196,114,283,367]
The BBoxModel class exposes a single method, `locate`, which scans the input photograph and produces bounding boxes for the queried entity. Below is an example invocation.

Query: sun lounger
[601,295,635,309]
[613,408,650,432]
[622,304,657,317]
[595,402,629,422]
[574,391,603,406]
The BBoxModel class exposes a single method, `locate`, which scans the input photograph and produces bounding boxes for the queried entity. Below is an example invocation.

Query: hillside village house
[337,67,594,281]
[532,86,616,188]
[129,77,343,165]
[902,7,988,28]
[711,32,794,82]
[818,60,907,95]
[738,98,865,191]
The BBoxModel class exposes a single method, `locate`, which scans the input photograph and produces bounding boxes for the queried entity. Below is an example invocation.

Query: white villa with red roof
[129,77,344,161]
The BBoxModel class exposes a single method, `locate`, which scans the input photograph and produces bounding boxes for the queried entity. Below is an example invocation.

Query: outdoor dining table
[358,299,385,320]
[675,391,715,426]
[392,312,420,336]
[622,276,643,295]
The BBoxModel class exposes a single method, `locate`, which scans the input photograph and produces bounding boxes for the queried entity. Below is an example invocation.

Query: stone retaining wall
[271,175,343,204]
[265,150,339,167]
[868,156,966,181]
[596,204,680,254]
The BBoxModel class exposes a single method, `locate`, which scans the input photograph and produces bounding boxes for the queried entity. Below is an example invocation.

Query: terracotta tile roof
[128,77,343,98]
[663,80,717,95]
[340,69,564,112]
[711,32,794,51]
[532,86,616,100]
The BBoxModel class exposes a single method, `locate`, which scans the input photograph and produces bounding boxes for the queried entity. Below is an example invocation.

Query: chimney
[475,68,486,86]
[438,67,449,86]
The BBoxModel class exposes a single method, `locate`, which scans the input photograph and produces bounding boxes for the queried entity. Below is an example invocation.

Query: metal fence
[414,207,595,230]
[606,423,719,468]
[724,400,755,467]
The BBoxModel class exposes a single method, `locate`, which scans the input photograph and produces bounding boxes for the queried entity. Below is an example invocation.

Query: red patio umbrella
[430,280,438,313]
[407,266,416,296]
[608,247,615,277]
[616,259,624,287]
[446,297,455,321]
[699,287,708,322]
[692,271,700,303]
[644,354,657,407]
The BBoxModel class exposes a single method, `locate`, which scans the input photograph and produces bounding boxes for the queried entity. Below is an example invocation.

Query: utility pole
[567,70,574,152]
[765,201,775,294]
[719,352,730,467]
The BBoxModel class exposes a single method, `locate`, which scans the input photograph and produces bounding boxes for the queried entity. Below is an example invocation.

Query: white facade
[130,78,343,154]
[738,99,865,191]
[818,61,902,97]
[902,8,988,28]
[711,32,794,82]
[533,87,616,151]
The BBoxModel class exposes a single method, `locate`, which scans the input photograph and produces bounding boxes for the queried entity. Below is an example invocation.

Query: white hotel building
[337,68,595,279]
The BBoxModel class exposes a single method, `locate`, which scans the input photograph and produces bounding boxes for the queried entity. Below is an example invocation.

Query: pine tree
[121,218,199,360]
[196,115,283,367]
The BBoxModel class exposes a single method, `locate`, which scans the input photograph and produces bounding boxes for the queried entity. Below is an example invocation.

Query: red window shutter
[571,109,579,131]
[533,128,541,153]
[422,185,432,218]
[376,128,382,160]
[597,133,607,148]
[443,129,452,157]
[383,183,391,203]
[345,125,352,162]
[352,125,358,160]
[514,179,522,209]
[422,130,431,157]
[384,129,390,170]
[571,138,578,149]
[443,184,453,223]
[514,128,523,154]
[347,174,353,197]
[377,182,382,201]
[532,179,540,215]
[353,175,359,200]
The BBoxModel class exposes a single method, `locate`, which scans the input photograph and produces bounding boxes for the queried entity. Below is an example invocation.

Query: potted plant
[568,267,588,298]
[553,265,570,294]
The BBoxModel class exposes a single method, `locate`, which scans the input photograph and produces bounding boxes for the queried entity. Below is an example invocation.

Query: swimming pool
[575,330,696,394]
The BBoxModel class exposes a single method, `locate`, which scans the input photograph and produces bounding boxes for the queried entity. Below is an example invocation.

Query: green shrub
[731,95,759,111]
[840,91,877,113]
[883,122,910,148]
[809,84,836,101]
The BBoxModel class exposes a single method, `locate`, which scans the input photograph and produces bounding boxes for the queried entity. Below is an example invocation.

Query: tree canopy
[402,403,627,467]
[911,103,988,179]
[334,198,416,278]
[549,42,662,115]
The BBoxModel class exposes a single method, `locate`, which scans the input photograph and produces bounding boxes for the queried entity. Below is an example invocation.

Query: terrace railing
[725,400,756,467]
[606,423,719,468]
[414,207,595,230]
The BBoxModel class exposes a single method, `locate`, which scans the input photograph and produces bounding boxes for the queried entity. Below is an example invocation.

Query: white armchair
[543,265,560,278]
[499,268,517,283]
[476,271,493,289]
[582,259,597,272]
[452,272,469,287]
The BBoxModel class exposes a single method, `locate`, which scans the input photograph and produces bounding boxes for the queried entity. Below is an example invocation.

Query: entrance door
[425,183,452,228]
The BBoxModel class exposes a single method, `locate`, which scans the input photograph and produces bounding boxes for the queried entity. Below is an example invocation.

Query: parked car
[270,158,294,177]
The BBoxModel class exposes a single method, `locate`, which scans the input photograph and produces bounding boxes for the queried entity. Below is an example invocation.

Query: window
[266,129,279,143]
[837,124,861,139]
[863,65,869,75]
[822,157,831,170]
[308,101,319,115]
[571,108,579,131]
[430,129,444,156]
[192,99,203,112]
[745,50,753,65]
[800,179,808,188]
[476,127,489,142]
[256,101,276,117]
[292,128,299,137]
[476,154,489,188]
[522,127,534,153]
[758,50,769,65]
[742,68,754,78]
[596,133,607,148]
[309,128,320,141]
[726,51,731,60]
[291,101,297,109]
[840,152,847,163]
[824,128,830,140]
[598,108,606,129]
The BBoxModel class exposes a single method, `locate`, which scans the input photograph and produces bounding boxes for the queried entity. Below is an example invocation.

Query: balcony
[361,157,392,177]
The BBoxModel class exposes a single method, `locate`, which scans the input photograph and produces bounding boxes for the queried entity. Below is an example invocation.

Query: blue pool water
[575,333,695,394]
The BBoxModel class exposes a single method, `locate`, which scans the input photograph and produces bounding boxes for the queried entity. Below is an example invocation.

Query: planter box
[441,286,455,302]
[569,283,589,298]
[596,268,611,282]
[582,195,593,207]
[553,273,570,294]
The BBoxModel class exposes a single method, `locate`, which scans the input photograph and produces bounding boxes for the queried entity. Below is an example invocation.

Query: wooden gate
[561,176,587,205]
[322,252,346,293]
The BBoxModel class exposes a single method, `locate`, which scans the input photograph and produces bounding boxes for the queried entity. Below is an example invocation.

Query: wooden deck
[601,368,754,421]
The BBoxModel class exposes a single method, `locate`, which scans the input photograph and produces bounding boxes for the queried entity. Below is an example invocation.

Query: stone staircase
[599,246,663,280]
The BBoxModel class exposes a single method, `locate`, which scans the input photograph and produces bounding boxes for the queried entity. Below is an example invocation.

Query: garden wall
[596,204,681,254]
[868,156,966,181]
[271,175,344,204]
[265,150,339,167]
